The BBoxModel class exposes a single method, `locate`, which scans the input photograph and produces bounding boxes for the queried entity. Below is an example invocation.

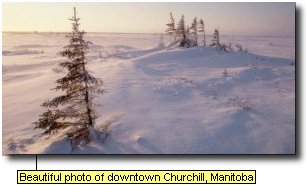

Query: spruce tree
[211,29,220,46]
[190,17,198,45]
[165,12,176,41]
[176,15,187,47]
[33,7,104,147]
[186,26,190,39]
[198,19,206,46]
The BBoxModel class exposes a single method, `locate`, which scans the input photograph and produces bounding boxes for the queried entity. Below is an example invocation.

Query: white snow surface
[2,32,295,154]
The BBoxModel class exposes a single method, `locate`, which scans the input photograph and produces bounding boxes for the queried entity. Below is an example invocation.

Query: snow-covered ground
[2,32,295,154]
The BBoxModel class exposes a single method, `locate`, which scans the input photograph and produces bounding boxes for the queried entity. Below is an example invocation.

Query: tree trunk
[82,62,93,126]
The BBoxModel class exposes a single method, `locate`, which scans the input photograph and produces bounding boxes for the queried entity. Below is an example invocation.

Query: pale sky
[2,2,295,36]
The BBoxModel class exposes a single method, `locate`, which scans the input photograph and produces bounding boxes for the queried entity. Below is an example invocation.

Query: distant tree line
[165,13,219,48]
[165,12,249,52]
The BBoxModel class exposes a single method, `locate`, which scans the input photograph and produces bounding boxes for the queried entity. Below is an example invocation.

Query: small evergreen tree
[33,7,104,147]
[176,15,187,47]
[186,26,190,39]
[190,17,198,45]
[211,29,220,46]
[165,12,176,42]
[198,19,206,46]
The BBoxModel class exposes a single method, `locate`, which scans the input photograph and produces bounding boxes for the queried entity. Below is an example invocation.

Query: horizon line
[2,31,295,39]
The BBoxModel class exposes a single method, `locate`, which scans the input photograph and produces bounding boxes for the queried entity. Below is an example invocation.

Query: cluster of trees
[165,13,248,52]
[166,13,207,47]
[166,13,220,48]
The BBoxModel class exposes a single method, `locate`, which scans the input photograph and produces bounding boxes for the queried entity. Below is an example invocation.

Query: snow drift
[2,33,295,154]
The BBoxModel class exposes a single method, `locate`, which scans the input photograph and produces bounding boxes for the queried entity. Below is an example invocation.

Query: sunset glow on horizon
[3,2,295,37]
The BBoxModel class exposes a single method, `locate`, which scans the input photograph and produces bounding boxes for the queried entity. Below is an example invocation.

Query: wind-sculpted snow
[2,33,295,154]
[95,43,166,60]
[2,49,44,56]
[3,59,60,74]
[14,44,56,49]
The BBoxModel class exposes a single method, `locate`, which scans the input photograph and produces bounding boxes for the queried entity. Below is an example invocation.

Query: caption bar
[18,170,256,184]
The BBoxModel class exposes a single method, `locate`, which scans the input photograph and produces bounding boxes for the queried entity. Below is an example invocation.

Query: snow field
[2,33,295,154]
